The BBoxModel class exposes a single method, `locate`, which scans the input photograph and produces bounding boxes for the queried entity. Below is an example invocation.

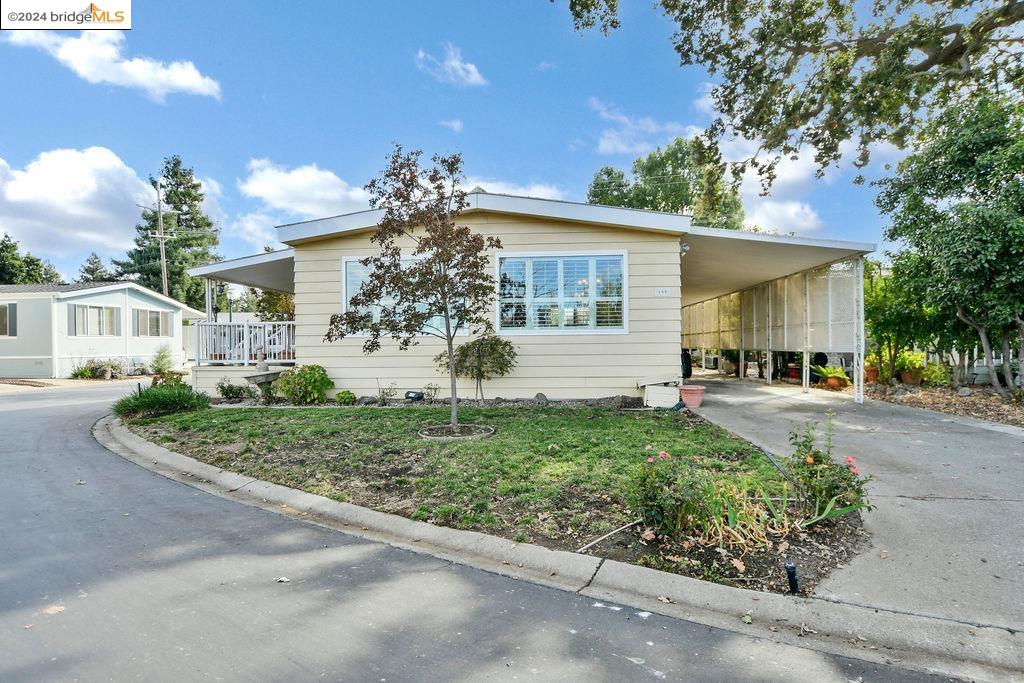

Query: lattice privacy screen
[682,259,861,353]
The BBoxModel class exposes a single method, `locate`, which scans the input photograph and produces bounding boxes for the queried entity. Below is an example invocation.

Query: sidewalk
[690,376,1024,632]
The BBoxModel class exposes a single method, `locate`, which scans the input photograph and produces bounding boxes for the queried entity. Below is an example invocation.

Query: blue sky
[0,1,896,280]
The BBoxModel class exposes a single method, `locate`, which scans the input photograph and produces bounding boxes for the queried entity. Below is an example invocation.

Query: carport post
[765,284,773,386]
[803,273,810,393]
[739,297,745,380]
[854,257,865,404]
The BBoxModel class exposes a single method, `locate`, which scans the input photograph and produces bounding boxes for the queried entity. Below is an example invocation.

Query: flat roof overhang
[680,227,873,306]
[188,249,295,293]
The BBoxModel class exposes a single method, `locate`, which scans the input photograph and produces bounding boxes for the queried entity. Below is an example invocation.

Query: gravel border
[94,415,1022,681]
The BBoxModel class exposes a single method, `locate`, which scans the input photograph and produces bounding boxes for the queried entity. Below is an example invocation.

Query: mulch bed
[594,513,867,595]
[871,384,1024,429]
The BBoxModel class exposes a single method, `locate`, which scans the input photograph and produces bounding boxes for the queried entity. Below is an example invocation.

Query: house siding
[291,214,682,399]
[0,297,54,378]
[57,289,188,377]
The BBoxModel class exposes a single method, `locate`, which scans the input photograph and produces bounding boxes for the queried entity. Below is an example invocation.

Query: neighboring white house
[0,282,204,378]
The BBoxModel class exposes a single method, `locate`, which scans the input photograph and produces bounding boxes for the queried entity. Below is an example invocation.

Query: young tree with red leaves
[324,146,501,431]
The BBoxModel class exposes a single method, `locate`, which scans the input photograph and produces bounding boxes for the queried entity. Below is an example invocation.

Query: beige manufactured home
[190,192,873,401]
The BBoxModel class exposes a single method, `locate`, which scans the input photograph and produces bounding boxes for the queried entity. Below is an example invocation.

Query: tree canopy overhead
[569,0,1023,186]
[587,137,745,229]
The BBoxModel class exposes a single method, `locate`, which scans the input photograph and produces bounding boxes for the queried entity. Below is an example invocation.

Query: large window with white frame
[343,258,451,335]
[497,253,626,333]
[133,308,172,337]
[72,304,120,336]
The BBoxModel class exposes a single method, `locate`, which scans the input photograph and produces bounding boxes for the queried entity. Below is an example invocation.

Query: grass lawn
[129,406,784,550]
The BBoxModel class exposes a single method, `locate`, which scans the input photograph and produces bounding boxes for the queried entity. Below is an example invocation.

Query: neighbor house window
[72,304,120,336]
[0,303,15,337]
[343,259,450,335]
[498,254,626,332]
[133,308,172,337]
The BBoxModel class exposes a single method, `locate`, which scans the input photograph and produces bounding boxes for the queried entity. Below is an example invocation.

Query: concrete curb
[95,415,1021,681]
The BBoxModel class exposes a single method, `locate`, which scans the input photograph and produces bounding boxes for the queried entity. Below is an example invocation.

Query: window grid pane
[0,305,7,336]
[498,255,624,332]
[345,260,448,333]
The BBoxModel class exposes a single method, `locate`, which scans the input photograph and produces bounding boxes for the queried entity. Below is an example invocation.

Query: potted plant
[896,351,925,386]
[864,351,881,383]
[811,365,849,389]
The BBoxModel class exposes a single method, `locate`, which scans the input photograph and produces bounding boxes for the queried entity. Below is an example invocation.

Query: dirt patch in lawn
[870,384,1024,429]
[128,405,867,594]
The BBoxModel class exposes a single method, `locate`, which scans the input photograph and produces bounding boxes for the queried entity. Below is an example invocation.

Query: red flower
[843,456,856,465]
[849,465,860,476]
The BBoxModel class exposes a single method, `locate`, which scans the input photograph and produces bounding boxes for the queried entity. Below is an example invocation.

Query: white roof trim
[55,282,205,318]
[274,192,875,253]
[188,248,295,278]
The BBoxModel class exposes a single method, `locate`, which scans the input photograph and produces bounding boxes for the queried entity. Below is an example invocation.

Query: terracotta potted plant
[679,384,706,408]
[865,366,880,383]
[811,365,849,390]
[896,351,925,386]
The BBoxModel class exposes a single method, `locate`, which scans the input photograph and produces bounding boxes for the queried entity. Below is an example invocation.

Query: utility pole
[139,180,177,297]
[156,179,168,296]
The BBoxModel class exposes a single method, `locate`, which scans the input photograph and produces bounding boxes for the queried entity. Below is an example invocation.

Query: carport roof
[189,192,874,303]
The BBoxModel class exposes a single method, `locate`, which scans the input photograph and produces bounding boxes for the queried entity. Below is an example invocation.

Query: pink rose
[646,456,655,463]
[658,450,670,459]
[849,465,860,476]
[843,456,856,465]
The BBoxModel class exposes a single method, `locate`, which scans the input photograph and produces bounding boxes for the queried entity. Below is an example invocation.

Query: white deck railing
[194,321,296,366]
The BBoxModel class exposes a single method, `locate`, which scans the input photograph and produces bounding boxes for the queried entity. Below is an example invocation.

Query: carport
[680,228,872,402]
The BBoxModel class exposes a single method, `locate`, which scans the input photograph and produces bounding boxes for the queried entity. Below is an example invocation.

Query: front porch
[192,321,296,366]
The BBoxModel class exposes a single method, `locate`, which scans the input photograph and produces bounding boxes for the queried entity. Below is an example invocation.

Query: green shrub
[71,365,95,379]
[151,345,174,375]
[336,389,357,406]
[786,415,871,519]
[151,371,187,387]
[216,377,259,401]
[274,365,334,405]
[113,384,210,418]
[922,362,952,387]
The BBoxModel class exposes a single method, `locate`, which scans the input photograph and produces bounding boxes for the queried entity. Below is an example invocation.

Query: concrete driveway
[691,376,1024,633]
[0,384,950,681]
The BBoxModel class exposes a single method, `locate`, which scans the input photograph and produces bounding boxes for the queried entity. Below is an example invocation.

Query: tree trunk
[1015,314,1024,393]
[1000,330,1015,390]
[446,337,459,431]
[955,347,966,387]
[958,307,1009,399]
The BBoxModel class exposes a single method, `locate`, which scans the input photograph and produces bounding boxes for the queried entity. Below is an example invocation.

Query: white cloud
[237,159,369,218]
[228,212,279,249]
[415,44,487,87]
[439,118,464,133]
[0,147,151,259]
[463,176,565,200]
[588,97,692,155]
[744,201,824,233]
[537,61,556,72]
[4,30,221,102]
